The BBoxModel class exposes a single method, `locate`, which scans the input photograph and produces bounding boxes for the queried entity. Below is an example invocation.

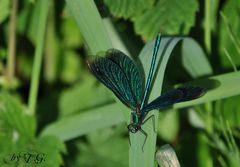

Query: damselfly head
[127,123,140,133]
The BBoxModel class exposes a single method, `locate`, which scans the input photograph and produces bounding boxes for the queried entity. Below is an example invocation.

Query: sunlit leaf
[134,0,199,38]
[104,0,155,19]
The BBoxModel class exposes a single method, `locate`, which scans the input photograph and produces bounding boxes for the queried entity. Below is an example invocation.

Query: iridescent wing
[142,86,204,112]
[175,86,204,102]
[87,49,143,109]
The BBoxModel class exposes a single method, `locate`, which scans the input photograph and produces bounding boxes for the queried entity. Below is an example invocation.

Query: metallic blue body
[140,34,161,110]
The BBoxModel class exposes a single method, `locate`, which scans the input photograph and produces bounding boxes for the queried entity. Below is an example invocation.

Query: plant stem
[6,0,18,84]
[28,0,49,115]
[204,0,211,54]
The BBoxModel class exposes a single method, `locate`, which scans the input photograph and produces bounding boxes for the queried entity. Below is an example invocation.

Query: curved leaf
[182,38,213,78]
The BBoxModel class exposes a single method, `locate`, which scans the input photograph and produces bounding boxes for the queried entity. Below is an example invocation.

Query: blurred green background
[0,0,240,167]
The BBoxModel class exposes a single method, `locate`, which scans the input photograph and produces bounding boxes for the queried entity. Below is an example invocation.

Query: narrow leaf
[65,0,112,54]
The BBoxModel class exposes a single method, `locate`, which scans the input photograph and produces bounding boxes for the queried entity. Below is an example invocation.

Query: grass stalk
[28,0,50,115]
[204,0,211,54]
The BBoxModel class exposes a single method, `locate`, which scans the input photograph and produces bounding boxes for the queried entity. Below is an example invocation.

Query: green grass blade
[40,103,125,140]
[175,71,240,108]
[65,0,112,54]
[130,37,182,167]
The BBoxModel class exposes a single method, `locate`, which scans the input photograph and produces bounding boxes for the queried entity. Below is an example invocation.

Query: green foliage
[59,15,85,82]
[219,0,240,69]
[207,119,240,167]
[0,0,10,24]
[71,125,128,167]
[0,93,65,167]
[35,136,66,167]
[157,110,179,141]
[105,0,198,38]
[134,0,198,38]
[221,96,240,128]
[59,50,82,82]
[0,93,36,140]
[104,0,155,19]
[61,16,83,48]
[59,76,112,117]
